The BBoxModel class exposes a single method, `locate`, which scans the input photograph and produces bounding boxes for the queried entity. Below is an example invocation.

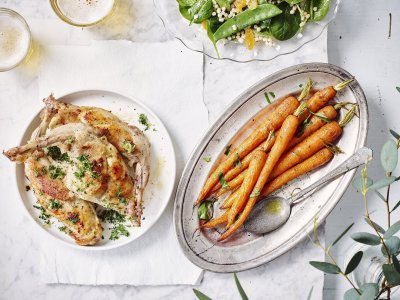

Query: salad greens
[177,0,331,52]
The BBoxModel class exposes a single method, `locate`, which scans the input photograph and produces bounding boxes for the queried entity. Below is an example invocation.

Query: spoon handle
[289,147,373,205]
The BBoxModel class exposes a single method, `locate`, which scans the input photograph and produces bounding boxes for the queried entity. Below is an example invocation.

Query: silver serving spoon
[244,147,373,235]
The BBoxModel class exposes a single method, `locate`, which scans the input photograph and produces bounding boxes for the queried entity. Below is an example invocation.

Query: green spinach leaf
[270,2,300,41]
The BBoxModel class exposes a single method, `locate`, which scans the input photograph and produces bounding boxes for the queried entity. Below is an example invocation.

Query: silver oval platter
[174,63,368,272]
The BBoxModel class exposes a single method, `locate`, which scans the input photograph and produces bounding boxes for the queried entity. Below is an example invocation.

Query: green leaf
[331,223,354,247]
[381,236,400,257]
[345,251,363,275]
[384,220,400,239]
[284,0,304,4]
[264,92,272,104]
[381,139,398,173]
[390,129,400,140]
[352,176,373,193]
[393,254,400,272]
[198,201,214,221]
[351,232,381,246]
[383,263,400,286]
[307,286,314,300]
[270,2,300,41]
[392,200,400,212]
[360,283,379,300]
[344,288,360,300]
[364,218,385,235]
[309,0,331,22]
[188,0,213,24]
[193,288,213,300]
[309,261,340,274]
[234,273,249,300]
[374,190,387,202]
[203,156,212,162]
[224,144,232,155]
[218,172,229,189]
[177,0,198,7]
[397,87,400,93]
[368,176,396,191]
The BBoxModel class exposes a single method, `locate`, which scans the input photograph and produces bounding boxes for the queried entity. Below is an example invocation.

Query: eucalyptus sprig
[309,129,400,300]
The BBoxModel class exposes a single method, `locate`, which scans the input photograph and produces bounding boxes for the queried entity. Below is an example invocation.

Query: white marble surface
[1,0,400,299]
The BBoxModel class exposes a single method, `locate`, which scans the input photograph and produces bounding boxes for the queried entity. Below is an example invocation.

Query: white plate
[174,63,368,272]
[15,90,176,250]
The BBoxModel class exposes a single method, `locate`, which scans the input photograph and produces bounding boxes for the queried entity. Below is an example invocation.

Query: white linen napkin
[38,40,207,285]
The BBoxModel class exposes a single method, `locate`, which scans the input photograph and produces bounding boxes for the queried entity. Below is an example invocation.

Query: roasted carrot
[215,105,337,196]
[216,171,246,196]
[201,210,229,229]
[220,189,240,209]
[261,148,334,197]
[195,96,299,205]
[269,121,342,180]
[227,150,268,227]
[250,114,300,199]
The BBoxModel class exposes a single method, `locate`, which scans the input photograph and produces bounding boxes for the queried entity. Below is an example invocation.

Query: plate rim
[174,62,368,272]
[14,89,177,251]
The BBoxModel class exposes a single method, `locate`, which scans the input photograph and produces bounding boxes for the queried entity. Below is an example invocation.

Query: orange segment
[234,0,247,12]
[247,0,258,10]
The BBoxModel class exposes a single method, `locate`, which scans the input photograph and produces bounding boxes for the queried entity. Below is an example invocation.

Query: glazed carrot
[227,150,268,227]
[250,114,300,200]
[220,189,240,209]
[216,171,246,196]
[201,210,229,229]
[195,96,300,205]
[215,105,337,196]
[269,121,342,180]
[261,148,334,197]
[288,105,337,148]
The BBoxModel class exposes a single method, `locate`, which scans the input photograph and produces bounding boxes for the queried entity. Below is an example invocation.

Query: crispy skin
[42,95,150,221]
[25,153,102,246]
[4,123,139,224]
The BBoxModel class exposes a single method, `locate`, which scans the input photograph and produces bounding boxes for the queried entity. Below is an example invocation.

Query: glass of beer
[0,8,32,72]
[50,0,116,27]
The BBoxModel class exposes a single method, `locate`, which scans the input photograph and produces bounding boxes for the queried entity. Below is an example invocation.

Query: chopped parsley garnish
[58,226,72,234]
[218,172,229,189]
[66,212,80,224]
[138,113,152,131]
[203,156,211,163]
[122,140,135,154]
[116,187,128,205]
[198,200,214,221]
[233,153,242,168]
[296,116,312,138]
[99,209,130,241]
[74,154,99,179]
[49,165,66,180]
[49,199,63,210]
[34,166,47,177]
[46,146,70,162]
[224,144,232,155]
[110,224,130,240]
[264,92,276,104]
[33,204,51,225]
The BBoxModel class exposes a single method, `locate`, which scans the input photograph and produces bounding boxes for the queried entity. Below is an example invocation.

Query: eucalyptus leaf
[381,236,400,257]
[352,176,373,193]
[384,220,400,239]
[344,288,360,300]
[381,139,398,173]
[392,200,400,213]
[234,273,249,300]
[270,2,300,41]
[309,261,340,274]
[383,263,400,286]
[392,254,400,273]
[331,223,354,247]
[364,218,385,235]
[375,190,387,202]
[345,251,363,275]
[351,232,381,246]
[359,283,379,300]
[368,176,396,191]
[193,288,213,300]
[390,129,400,140]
